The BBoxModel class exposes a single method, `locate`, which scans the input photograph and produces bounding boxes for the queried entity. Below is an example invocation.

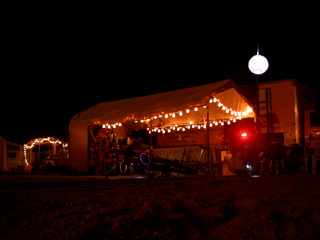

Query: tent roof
[69,79,254,128]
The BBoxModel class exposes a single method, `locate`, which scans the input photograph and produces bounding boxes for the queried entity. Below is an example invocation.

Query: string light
[24,137,68,165]
[144,117,239,135]
[93,94,253,133]
[24,137,67,149]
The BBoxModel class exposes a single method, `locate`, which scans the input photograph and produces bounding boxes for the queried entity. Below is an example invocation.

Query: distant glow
[194,107,198,111]
[248,54,269,75]
[241,132,248,137]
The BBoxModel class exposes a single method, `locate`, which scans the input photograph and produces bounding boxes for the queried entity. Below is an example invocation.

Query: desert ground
[1,173,319,239]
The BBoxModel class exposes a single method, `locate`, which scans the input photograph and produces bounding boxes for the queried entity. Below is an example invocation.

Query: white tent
[69,79,255,172]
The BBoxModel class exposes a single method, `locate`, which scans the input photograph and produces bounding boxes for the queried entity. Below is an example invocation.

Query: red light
[241,132,248,137]
[240,132,249,140]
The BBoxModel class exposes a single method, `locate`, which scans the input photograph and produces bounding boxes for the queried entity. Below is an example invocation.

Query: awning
[69,79,255,129]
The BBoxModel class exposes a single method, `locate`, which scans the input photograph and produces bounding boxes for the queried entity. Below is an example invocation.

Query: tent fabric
[69,79,254,128]
[69,125,88,172]
[69,79,255,172]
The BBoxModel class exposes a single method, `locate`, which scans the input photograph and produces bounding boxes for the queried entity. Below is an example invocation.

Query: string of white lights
[97,95,253,132]
[24,137,68,165]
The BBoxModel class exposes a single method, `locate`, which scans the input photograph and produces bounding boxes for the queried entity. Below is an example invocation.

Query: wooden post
[38,142,41,168]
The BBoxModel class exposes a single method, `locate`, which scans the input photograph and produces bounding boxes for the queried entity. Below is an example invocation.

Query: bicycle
[109,147,193,178]
[172,145,216,176]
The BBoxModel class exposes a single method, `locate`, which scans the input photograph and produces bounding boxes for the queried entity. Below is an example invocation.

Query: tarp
[69,79,255,172]
[70,79,253,128]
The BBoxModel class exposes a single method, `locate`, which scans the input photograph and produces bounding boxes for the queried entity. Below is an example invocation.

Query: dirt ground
[0,173,320,240]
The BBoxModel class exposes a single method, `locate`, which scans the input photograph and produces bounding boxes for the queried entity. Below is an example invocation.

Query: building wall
[260,80,316,146]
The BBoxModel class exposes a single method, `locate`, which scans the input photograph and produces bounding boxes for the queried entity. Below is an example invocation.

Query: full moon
[248,54,269,75]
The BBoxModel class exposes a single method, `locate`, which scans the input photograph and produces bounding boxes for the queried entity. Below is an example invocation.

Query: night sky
[2,5,319,144]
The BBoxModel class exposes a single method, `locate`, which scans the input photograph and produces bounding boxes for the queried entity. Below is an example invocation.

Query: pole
[29,148,32,166]
[206,102,210,163]
[149,119,153,154]
[38,142,40,168]
[256,74,260,124]
[256,44,260,132]
[102,135,106,175]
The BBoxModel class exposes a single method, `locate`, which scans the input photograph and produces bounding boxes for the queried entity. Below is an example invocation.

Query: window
[310,111,320,127]
[7,152,16,158]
